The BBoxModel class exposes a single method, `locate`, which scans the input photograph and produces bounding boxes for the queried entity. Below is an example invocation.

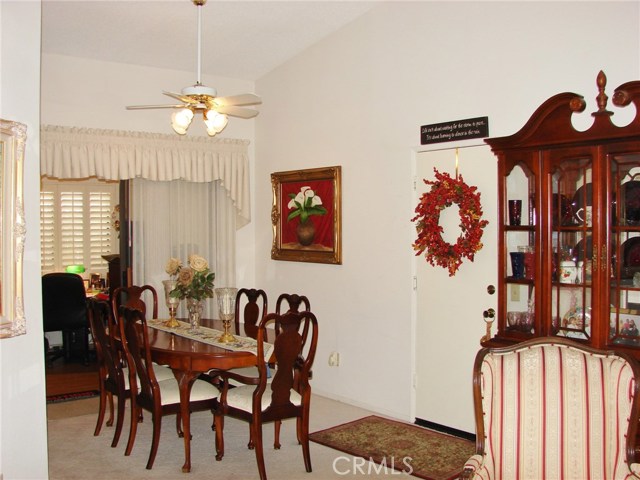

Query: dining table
[146,318,272,473]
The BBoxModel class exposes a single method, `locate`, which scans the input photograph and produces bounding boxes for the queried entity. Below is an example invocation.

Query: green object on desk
[65,264,86,274]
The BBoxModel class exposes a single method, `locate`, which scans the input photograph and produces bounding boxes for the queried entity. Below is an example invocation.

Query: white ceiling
[41,0,378,81]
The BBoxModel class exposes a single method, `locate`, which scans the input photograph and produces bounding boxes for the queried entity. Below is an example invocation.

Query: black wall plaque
[421,116,489,145]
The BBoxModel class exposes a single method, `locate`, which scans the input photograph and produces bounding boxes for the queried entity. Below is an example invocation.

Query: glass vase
[215,287,238,343]
[162,279,180,328]
[186,298,204,333]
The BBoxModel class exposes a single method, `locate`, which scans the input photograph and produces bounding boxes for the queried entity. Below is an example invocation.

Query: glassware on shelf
[510,252,525,279]
[508,200,522,226]
[162,279,180,328]
[518,246,535,280]
[215,287,238,343]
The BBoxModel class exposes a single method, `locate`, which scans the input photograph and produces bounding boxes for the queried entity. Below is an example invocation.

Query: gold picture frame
[271,166,342,264]
[0,119,27,338]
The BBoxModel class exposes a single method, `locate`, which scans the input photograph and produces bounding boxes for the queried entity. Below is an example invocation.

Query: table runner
[148,319,274,361]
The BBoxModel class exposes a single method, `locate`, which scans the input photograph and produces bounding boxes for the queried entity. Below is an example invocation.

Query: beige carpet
[47,394,410,479]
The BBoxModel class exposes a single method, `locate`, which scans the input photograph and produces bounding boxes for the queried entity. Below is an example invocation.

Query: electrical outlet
[328,351,340,367]
[510,284,520,302]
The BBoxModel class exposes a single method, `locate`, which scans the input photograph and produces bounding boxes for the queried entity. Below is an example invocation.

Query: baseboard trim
[414,417,476,442]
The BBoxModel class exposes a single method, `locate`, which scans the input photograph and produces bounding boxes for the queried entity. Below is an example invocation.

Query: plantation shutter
[88,192,113,270]
[60,191,85,268]
[40,178,118,275]
[39,191,56,273]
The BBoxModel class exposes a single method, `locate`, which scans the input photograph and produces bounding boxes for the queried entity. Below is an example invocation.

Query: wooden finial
[595,70,609,113]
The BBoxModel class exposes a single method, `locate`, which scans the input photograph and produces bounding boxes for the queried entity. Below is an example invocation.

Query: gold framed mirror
[0,119,27,338]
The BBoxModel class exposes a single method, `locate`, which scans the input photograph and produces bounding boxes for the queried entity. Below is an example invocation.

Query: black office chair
[42,272,90,364]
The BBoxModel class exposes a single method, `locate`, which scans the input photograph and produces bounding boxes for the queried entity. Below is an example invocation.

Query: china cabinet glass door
[548,152,594,342]
[609,149,640,348]
[504,162,536,336]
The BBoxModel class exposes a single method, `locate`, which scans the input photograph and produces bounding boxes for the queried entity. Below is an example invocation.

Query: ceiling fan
[126,0,261,136]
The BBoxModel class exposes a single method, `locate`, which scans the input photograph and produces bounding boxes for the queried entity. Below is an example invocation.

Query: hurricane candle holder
[162,279,180,328]
[215,287,238,343]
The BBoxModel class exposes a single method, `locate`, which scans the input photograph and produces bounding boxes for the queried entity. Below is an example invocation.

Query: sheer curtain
[131,179,236,319]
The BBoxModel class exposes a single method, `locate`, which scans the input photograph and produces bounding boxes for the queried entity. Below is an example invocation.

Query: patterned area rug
[309,415,474,480]
[46,390,99,404]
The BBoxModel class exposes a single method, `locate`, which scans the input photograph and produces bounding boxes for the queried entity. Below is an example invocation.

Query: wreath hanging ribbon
[412,168,489,276]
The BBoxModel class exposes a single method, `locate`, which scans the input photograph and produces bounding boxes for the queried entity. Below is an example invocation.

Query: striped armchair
[462,337,640,480]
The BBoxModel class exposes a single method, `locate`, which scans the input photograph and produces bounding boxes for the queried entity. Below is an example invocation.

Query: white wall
[255,2,640,425]
[40,54,259,290]
[0,1,49,478]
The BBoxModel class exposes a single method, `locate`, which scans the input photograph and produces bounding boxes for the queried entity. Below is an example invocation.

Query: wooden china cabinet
[483,71,640,361]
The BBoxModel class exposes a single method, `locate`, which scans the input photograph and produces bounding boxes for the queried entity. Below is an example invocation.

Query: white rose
[189,254,209,272]
[165,257,182,276]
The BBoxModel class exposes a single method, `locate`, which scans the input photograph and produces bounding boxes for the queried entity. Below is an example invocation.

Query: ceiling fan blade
[215,93,262,107]
[126,104,187,110]
[163,91,199,104]
[215,106,259,119]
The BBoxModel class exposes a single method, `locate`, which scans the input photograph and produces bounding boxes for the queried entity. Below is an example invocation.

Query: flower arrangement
[411,168,488,276]
[165,254,215,301]
[287,186,328,224]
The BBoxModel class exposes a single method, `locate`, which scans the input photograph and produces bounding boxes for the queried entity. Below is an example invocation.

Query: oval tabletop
[147,318,266,372]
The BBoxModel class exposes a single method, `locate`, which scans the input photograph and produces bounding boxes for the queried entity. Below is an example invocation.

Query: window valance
[40,125,251,226]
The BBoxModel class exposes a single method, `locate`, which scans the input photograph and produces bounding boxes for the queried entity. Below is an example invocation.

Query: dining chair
[234,288,268,339]
[275,294,311,355]
[112,285,158,321]
[225,288,268,381]
[212,310,319,480]
[207,288,269,448]
[275,293,310,315]
[86,297,131,448]
[111,285,174,381]
[42,272,91,365]
[119,305,219,470]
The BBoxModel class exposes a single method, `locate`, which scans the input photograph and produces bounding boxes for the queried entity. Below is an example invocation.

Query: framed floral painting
[271,166,342,264]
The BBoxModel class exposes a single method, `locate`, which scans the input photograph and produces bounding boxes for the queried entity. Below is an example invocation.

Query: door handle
[481,308,495,343]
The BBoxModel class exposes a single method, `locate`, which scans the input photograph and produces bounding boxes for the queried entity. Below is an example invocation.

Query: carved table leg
[173,369,199,473]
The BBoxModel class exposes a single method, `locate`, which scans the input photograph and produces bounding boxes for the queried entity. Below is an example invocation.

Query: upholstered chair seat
[224,383,301,412]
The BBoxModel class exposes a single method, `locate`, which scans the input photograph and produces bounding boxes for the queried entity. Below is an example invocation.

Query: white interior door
[414,145,497,433]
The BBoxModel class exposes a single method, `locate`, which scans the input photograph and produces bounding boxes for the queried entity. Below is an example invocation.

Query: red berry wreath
[412,168,489,276]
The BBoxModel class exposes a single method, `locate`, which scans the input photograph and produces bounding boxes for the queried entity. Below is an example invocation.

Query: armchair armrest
[460,454,484,480]
[628,462,640,479]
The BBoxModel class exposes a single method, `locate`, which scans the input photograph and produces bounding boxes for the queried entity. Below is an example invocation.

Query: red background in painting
[281,179,334,248]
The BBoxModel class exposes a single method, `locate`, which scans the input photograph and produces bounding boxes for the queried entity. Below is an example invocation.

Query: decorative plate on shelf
[611,181,640,226]
[622,181,640,225]
[573,236,593,262]
[562,306,591,339]
[553,193,572,227]
[571,183,592,226]
[621,236,640,278]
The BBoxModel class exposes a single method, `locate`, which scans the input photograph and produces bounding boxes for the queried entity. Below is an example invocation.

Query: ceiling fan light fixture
[171,108,194,135]
[126,0,260,136]
[204,110,229,136]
